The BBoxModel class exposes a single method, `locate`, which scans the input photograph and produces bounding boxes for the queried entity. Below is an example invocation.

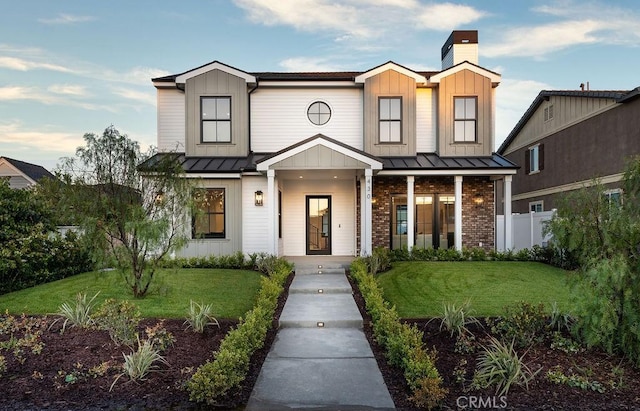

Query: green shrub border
[350,258,447,409]
[186,256,293,405]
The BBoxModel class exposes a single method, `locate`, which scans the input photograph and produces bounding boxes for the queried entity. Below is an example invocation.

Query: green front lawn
[377,261,573,318]
[0,268,263,319]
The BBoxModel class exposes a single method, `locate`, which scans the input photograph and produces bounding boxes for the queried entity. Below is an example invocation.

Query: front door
[306,195,331,255]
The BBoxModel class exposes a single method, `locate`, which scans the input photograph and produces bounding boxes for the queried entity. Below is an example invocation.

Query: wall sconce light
[473,193,484,206]
[255,190,263,206]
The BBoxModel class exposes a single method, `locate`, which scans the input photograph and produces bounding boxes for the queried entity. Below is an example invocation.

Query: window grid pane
[454,97,477,142]
[202,97,231,143]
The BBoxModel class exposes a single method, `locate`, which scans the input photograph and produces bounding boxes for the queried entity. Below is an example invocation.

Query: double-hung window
[201,97,231,143]
[454,97,477,142]
[193,188,225,238]
[379,97,401,143]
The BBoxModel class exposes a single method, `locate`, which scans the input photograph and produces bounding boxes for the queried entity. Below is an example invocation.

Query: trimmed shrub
[187,257,292,405]
[350,258,446,409]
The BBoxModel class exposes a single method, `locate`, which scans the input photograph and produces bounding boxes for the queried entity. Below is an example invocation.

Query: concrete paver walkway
[246,262,395,410]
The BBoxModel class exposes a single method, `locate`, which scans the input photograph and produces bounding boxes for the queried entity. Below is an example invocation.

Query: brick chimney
[441,30,478,70]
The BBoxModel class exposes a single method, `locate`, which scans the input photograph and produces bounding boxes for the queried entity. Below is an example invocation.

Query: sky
[1,0,639,171]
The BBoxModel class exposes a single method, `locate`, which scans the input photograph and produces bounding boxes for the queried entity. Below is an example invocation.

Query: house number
[366,177,371,199]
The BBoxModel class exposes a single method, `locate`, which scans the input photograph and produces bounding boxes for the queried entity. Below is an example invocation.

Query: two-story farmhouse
[497,87,640,214]
[150,30,517,258]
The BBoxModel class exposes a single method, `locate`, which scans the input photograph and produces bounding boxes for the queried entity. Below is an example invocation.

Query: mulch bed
[2,271,640,410]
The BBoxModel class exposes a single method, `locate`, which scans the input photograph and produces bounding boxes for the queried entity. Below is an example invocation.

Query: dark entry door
[306,196,331,255]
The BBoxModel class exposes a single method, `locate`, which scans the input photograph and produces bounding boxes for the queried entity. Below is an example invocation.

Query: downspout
[248,78,259,154]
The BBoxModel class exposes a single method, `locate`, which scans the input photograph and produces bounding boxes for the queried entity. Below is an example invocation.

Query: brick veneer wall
[365,175,495,251]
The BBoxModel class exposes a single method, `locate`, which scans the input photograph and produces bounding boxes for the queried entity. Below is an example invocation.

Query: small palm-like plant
[110,338,168,391]
[473,336,540,396]
[184,300,220,333]
[50,292,100,333]
[439,300,479,337]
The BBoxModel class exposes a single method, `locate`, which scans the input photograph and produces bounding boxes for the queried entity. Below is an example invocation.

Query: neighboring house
[0,156,54,189]
[497,87,640,214]
[149,30,518,258]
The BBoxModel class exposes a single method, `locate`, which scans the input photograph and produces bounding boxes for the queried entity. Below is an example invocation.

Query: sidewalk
[246,263,395,410]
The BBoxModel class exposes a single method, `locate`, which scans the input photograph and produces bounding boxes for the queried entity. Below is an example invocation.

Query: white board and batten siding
[251,88,363,152]
[157,88,185,152]
[416,88,436,153]
[241,176,270,254]
[281,178,356,256]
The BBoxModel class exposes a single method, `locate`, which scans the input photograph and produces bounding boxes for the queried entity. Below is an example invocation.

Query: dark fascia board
[497,89,630,154]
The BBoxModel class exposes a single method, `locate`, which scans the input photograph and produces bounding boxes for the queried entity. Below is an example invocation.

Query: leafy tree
[547,156,640,365]
[0,178,54,242]
[57,125,194,297]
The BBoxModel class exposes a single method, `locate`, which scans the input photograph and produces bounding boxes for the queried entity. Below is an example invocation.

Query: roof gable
[0,156,54,184]
[175,61,256,84]
[355,61,427,85]
[429,61,500,86]
[256,134,383,171]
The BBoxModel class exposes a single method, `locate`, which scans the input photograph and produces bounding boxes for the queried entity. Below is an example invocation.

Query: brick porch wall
[366,175,495,251]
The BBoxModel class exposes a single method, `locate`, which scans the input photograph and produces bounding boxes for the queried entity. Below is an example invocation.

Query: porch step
[289,273,351,294]
[278,293,363,328]
[294,266,346,275]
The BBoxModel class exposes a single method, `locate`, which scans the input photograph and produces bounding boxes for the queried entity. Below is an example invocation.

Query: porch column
[454,175,463,251]
[504,175,513,250]
[360,168,373,256]
[267,169,277,255]
[407,176,415,250]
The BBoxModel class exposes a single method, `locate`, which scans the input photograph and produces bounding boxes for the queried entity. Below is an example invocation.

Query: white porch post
[267,169,277,255]
[454,175,463,251]
[360,168,373,256]
[407,176,415,250]
[504,175,513,250]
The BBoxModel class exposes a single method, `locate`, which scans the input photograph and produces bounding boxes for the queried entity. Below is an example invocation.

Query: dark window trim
[453,96,477,143]
[200,96,232,144]
[378,96,403,144]
[192,188,226,239]
[307,101,332,126]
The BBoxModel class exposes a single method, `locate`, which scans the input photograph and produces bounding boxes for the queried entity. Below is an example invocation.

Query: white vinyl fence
[496,210,555,251]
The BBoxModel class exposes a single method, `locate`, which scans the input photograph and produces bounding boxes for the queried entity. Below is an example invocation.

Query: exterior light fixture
[473,193,484,206]
[317,322,325,327]
[255,190,263,206]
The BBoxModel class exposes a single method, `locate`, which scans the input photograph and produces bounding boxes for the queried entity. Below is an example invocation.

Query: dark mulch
[3,271,640,410]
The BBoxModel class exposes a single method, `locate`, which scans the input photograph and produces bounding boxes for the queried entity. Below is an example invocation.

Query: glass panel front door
[306,196,331,255]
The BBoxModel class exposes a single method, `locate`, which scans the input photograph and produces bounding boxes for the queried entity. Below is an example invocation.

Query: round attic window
[307,101,331,126]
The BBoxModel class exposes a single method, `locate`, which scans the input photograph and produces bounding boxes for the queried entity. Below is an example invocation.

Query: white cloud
[48,84,88,96]
[415,3,487,31]
[483,20,603,58]
[0,85,116,112]
[0,56,75,73]
[0,121,83,154]
[233,0,487,43]
[279,57,350,72]
[485,1,640,58]
[111,88,156,106]
[38,13,96,25]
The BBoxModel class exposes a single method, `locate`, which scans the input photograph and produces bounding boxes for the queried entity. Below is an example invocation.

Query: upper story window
[201,97,231,143]
[307,101,331,126]
[193,188,225,239]
[527,144,544,174]
[544,104,554,122]
[379,97,402,143]
[454,97,477,142]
